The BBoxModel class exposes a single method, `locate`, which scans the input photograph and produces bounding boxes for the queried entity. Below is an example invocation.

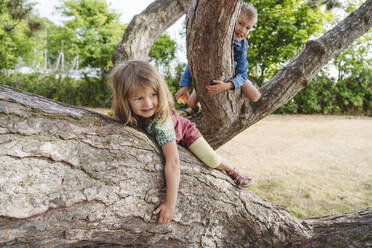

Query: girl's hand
[153,202,175,224]
[206,80,233,94]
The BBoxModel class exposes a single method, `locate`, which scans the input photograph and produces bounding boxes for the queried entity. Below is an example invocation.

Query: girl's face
[128,86,158,119]
[234,14,256,42]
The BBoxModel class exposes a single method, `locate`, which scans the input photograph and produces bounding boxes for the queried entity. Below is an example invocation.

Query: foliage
[276,16,371,116]
[276,68,372,115]
[0,0,42,69]
[55,0,124,75]
[149,34,176,71]
[247,0,330,85]
[1,73,111,107]
[0,62,188,108]
[1,0,368,115]
[164,63,185,96]
[333,35,371,81]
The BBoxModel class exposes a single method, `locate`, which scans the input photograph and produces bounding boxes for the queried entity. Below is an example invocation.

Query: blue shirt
[180,39,250,90]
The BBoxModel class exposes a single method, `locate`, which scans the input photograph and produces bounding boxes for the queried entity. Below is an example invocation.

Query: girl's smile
[128,86,159,118]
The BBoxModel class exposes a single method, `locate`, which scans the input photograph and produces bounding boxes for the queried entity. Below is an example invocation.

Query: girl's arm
[153,140,180,224]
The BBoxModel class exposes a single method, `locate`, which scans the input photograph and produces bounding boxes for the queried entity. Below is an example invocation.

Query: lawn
[218,114,372,217]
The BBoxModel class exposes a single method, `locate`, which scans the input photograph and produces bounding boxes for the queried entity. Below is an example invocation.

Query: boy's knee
[251,91,261,102]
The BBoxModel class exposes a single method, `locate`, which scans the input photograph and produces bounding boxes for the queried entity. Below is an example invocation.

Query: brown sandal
[227,168,254,188]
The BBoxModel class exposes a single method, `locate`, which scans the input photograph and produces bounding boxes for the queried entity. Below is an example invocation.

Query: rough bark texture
[186,0,241,146]
[111,0,192,64]
[1,85,371,247]
[187,0,372,148]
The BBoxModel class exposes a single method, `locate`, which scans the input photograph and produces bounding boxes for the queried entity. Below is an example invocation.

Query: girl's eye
[151,93,157,97]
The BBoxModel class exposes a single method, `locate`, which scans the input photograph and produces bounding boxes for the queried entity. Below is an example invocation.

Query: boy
[175,3,261,112]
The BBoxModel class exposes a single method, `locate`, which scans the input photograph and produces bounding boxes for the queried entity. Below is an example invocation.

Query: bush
[1,73,112,107]
[275,69,372,115]
[2,67,370,116]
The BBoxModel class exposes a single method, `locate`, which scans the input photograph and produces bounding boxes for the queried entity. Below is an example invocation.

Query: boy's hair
[108,60,175,127]
[240,2,258,21]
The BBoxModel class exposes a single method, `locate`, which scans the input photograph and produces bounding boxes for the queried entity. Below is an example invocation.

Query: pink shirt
[146,114,202,148]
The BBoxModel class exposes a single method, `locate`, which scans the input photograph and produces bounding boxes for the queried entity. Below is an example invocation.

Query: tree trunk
[111,0,192,64]
[187,0,372,148]
[0,85,371,247]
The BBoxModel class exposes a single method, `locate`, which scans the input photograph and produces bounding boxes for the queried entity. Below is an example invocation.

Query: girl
[109,60,253,225]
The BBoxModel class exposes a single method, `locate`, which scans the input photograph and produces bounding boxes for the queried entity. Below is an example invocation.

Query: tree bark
[111,0,192,64]
[0,85,371,247]
[187,0,372,148]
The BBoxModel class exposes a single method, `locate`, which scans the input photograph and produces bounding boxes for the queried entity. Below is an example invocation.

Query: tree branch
[112,0,192,64]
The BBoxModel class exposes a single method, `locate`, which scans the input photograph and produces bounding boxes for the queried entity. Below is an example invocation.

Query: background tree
[56,0,124,75]
[0,0,41,70]
[112,0,192,63]
[276,0,371,115]
[247,0,331,85]
[149,34,176,73]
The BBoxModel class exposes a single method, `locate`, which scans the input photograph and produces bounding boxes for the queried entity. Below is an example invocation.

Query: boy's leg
[241,81,261,102]
[187,90,199,108]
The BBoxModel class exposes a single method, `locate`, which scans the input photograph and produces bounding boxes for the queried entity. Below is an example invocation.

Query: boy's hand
[153,202,175,224]
[206,80,234,94]
[175,87,190,101]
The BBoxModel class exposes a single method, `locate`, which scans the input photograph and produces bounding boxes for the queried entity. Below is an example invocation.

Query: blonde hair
[108,60,175,127]
[240,2,258,22]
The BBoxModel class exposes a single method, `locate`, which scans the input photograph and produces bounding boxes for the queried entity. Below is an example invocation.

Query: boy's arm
[153,141,180,224]
[206,40,249,94]
[229,40,249,90]
[180,65,192,88]
[205,80,234,94]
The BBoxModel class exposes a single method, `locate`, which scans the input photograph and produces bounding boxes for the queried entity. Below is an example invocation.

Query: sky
[34,0,157,24]
[33,0,187,63]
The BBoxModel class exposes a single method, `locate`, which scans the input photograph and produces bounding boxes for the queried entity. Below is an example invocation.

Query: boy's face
[234,14,256,42]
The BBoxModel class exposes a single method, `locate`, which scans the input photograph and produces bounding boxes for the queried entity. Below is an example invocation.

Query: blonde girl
[109,60,253,225]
